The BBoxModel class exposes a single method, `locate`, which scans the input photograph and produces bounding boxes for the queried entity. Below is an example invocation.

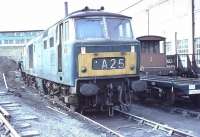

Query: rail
[49,98,195,137]
[114,108,194,137]
[48,100,124,137]
[0,105,21,137]
[1,73,20,136]
[0,106,10,119]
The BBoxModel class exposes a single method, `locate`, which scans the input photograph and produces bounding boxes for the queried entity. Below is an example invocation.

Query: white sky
[0,0,135,31]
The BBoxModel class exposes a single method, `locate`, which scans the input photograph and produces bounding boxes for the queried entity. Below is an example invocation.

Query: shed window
[4,40,8,44]
[44,40,47,49]
[49,37,54,47]
[20,40,24,44]
[9,40,13,44]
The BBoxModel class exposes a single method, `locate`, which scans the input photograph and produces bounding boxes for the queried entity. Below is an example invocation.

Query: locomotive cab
[69,9,140,114]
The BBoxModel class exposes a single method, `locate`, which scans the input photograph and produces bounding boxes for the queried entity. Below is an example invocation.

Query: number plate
[92,57,125,70]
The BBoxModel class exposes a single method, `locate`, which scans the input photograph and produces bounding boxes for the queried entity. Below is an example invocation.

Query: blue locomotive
[22,7,141,115]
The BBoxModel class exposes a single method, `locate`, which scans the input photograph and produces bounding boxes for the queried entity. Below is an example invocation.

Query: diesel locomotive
[22,7,141,115]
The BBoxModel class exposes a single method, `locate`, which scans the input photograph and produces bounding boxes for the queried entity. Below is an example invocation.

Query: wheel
[190,95,200,107]
[42,80,48,95]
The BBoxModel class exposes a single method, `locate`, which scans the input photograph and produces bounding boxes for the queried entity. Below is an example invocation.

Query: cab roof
[66,7,131,19]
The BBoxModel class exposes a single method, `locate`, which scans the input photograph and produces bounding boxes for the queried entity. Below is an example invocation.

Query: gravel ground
[0,86,107,137]
[128,104,199,137]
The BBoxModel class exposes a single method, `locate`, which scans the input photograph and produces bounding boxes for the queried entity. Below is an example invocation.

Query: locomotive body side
[23,22,69,84]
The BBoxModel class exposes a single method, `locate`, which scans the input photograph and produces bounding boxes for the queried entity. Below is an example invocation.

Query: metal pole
[64,2,68,17]
[175,32,178,69]
[192,0,195,65]
[146,9,150,35]
[163,39,166,55]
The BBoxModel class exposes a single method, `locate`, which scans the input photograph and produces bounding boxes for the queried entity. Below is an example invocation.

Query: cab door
[57,23,63,82]
[58,23,63,73]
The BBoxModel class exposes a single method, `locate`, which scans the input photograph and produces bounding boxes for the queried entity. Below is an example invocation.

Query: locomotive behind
[22,7,142,115]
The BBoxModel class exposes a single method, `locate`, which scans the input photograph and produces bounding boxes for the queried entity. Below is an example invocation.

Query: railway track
[0,73,39,137]
[113,108,194,137]
[0,104,20,137]
[47,99,122,137]
[0,91,40,137]
[46,96,195,137]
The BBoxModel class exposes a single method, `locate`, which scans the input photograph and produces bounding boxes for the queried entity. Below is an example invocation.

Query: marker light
[81,66,87,73]
[81,47,86,54]
[131,46,135,52]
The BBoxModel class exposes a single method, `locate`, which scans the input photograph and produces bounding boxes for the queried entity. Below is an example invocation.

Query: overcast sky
[0,0,135,31]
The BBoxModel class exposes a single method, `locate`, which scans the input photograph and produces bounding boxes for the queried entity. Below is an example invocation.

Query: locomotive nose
[80,83,99,96]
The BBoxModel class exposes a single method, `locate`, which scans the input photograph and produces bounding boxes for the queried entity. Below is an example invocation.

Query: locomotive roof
[33,8,132,40]
[66,8,131,19]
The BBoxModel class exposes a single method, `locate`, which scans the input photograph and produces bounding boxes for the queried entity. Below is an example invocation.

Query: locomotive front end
[72,12,140,114]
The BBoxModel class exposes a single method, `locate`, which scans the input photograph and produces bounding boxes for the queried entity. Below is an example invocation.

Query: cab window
[75,18,105,40]
[106,18,133,40]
